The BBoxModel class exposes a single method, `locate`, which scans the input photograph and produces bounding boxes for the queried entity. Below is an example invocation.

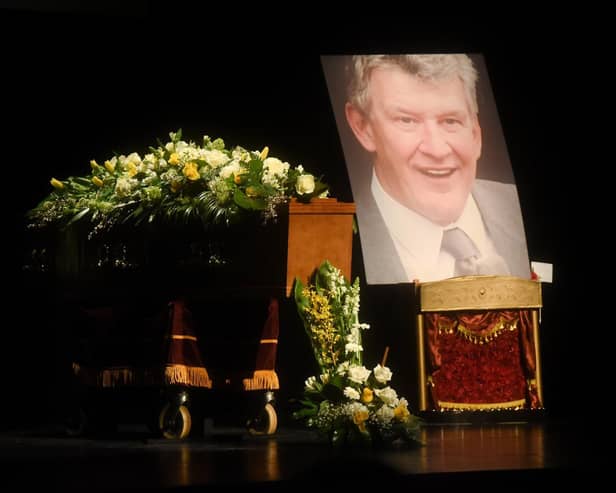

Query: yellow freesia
[394,402,410,421]
[168,152,180,166]
[361,387,374,404]
[352,409,370,433]
[183,162,200,181]
[50,177,64,189]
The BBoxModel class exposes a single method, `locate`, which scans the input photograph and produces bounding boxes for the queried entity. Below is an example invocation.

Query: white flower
[114,177,137,198]
[231,146,251,162]
[203,149,229,168]
[373,364,393,383]
[345,342,362,354]
[262,157,290,188]
[219,161,241,179]
[296,173,315,195]
[263,157,290,176]
[336,361,350,375]
[347,365,370,384]
[345,401,368,416]
[343,387,360,400]
[375,405,395,423]
[175,140,189,153]
[304,376,318,391]
[374,386,398,406]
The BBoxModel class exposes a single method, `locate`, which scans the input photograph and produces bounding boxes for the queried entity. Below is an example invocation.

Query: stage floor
[0,418,601,492]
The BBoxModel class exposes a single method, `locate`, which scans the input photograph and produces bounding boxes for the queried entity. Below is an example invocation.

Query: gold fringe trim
[260,339,278,344]
[242,370,280,390]
[438,398,527,411]
[101,367,135,387]
[438,316,518,344]
[73,362,156,387]
[166,335,198,341]
[164,364,212,388]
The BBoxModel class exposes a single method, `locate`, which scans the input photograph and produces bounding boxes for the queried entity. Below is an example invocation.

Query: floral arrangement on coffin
[26,130,328,236]
[293,260,422,447]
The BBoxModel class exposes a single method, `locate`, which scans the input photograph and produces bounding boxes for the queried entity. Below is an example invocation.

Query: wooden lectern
[416,275,543,412]
[285,198,356,296]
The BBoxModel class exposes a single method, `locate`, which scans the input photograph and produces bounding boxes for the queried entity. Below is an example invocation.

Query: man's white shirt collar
[371,170,491,281]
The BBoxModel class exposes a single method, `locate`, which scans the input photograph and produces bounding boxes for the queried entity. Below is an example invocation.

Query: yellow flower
[352,409,369,433]
[168,152,180,166]
[104,160,115,173]
[90,159,100,171]
[259,146,269,160]
[127,162,138,177]
[233,172,244,185]
[245,186,259,198]
[92,176,104,187]
[183,162,200,181]
[361,387,374,403]
[50,177,64,189]
[394,402,410,422]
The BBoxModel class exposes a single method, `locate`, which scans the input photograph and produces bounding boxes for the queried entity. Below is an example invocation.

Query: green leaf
[66,208,90,226]
[314,260,333,291]
[320,382,343,402]
[293,278,308,310]
[293,407,318,419]
[233,189,263,211]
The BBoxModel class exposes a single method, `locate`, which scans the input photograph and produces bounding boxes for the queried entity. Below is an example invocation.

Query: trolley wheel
[158,403,192,439]
[64,406,88,437]
[247,402,277,436]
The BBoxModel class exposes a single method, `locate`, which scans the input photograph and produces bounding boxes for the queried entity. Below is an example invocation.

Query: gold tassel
[242,370,280,390]
[164,364,212,388]
[438,398,526,411]
[101,367,134,387]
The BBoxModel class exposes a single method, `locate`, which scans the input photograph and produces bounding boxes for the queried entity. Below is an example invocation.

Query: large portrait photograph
[321,54,530,284]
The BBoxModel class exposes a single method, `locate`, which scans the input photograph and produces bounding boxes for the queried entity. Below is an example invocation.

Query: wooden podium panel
[285,198,356,296]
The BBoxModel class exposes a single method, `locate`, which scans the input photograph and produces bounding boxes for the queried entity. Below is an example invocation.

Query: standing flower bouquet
[293,261,422,447]
[26,129,328,237]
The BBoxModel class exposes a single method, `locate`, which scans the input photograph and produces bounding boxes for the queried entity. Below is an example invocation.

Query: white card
[531,261,553,283]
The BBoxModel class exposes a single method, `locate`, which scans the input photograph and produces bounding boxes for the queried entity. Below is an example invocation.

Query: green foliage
[27,130,329,236]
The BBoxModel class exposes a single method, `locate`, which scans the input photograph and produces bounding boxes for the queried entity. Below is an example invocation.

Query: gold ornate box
[415,275,543,412]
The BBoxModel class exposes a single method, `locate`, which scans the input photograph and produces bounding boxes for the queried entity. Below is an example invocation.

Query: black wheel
[158,403,192,439]
[247,403,277,436]
[64,406,88,437]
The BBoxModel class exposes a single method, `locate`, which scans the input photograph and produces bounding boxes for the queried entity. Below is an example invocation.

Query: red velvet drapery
[425,309,541,410]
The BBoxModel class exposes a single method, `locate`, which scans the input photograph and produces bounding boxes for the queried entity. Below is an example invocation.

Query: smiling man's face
[349,64,482,226]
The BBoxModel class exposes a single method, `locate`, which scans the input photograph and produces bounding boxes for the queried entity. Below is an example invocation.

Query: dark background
[1,3,599,428]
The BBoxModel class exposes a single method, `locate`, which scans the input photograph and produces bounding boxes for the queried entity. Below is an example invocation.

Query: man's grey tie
[441,227,480,276]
